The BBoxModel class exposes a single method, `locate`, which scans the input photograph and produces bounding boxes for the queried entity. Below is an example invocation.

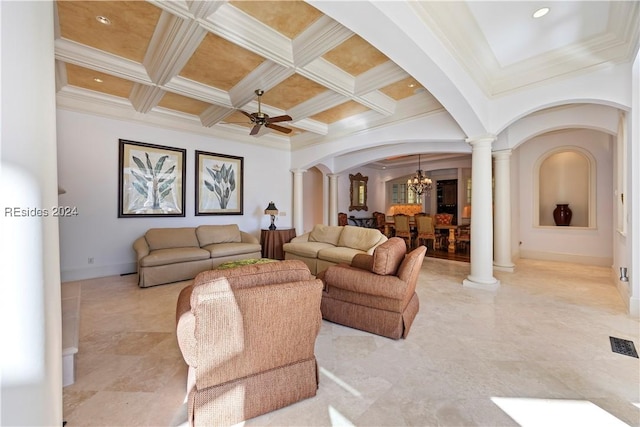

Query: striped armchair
[318,237,425,340]
[176,260,323,426]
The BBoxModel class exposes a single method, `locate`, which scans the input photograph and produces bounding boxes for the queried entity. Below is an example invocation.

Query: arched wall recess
[534,146,596,228]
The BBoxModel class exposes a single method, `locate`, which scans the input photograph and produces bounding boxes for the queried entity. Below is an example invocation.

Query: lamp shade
[264,202,278,215]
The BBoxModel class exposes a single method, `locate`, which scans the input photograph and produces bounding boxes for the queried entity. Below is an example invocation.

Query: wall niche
[536,147,595,228]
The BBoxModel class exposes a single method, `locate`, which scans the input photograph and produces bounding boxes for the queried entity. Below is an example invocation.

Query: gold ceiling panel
[229,1,323,39]
[65,63,133,99]
[380,77,424,101]
[180,33,265,91]
[323,34,389,77]
[311,100,370,124]
[157,92,211,116]
[261,74,328,110]
[56,0,161,63]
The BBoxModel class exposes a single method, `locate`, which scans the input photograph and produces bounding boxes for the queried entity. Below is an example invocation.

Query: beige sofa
[133,224,261,287]
[282,224,387,275]
[176,260,323,426]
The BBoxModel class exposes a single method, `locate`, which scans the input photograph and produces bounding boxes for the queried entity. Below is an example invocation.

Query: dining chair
[338,212,348,226]
[456,224,470,251]
[415,214,436,250]
[372,211,387,234]
[393,214,413,249]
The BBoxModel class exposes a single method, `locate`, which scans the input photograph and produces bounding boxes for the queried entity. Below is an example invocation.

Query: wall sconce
[462,205,472,219]
[264,201,278,230]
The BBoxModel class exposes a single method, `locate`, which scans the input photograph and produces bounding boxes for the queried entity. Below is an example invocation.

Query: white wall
[1,1,63,425]
[57,110,293,281]
[516,129,614,265]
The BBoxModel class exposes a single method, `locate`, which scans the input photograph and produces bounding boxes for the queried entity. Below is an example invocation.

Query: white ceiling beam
[355,62,409,95]
[200,3,294,67]
[54,39,152,84]
[200,104,234,127]
[229,61,294,108]
[129,84,166,113]
[288,90,347,120]
[144,11,208,85]
[163,75,231,106]
[292,15,353,68]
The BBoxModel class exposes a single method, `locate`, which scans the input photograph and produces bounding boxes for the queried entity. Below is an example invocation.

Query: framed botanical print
[195,150,244,215]
[118,139,186,217]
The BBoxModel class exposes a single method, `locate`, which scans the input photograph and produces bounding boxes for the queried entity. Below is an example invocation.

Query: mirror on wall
[349,173,368,211]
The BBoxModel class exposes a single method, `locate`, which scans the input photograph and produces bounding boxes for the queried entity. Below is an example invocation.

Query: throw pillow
[371,237,406,275]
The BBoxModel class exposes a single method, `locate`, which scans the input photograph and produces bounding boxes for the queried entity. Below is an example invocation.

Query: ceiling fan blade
[266,114,292,124]
[249,123,262,135]
[238,110,254,120]
[265,123,292,134]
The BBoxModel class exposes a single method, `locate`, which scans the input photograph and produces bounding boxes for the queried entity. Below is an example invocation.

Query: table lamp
[264,201,278,230]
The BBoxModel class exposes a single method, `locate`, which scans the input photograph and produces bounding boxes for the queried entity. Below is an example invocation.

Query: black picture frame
[118,139,186,218]
[195,150,244,215]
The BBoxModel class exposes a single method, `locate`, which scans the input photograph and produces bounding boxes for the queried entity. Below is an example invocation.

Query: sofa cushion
[317,246,365,265]
[204,242,261,258]
[196,224,241,247]
[140,247,210,267]
[283,241,335,258]
[308,224,343,246]
[145,227,199,251]
[338,225,383,252]
[371,237,406,276]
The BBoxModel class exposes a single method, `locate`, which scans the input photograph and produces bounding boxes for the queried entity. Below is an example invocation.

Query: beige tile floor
[63,258,640,427]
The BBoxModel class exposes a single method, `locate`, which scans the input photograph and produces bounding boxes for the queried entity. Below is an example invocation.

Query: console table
[260,228,296,260]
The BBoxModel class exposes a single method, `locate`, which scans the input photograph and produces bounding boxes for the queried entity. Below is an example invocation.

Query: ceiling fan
[238,89,292,136]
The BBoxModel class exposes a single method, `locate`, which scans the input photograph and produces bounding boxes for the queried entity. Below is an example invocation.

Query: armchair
[175,260,323,426]
[318,237,426,339]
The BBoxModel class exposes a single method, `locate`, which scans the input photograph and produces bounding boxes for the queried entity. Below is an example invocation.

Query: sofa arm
[366,235,388,255]
[240,231,259,244]
[132,236,150,260]
[289,232,310,243]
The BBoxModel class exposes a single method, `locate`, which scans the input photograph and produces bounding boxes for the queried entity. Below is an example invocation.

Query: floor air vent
[609,336,639,358]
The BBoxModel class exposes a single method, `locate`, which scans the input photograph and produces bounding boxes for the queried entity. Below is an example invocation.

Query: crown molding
[57,86,291,150]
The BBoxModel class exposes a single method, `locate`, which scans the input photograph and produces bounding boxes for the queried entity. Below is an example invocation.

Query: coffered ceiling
[54,1,639,152]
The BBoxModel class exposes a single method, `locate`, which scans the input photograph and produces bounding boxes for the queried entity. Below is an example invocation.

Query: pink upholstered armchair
[318,237,426,339]
[175,260,323,426]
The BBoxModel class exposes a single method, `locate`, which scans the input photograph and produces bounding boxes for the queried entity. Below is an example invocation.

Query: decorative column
[328,174,339,226]
[291,169,306,235]
[493,150,515,272]
[463,136,500,290]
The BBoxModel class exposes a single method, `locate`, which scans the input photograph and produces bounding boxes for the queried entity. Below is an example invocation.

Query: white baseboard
[519,250,612,267]
[61,262,137,282]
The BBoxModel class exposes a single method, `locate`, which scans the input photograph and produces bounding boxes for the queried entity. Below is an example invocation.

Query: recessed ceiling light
[93,78,103,83]
[533,7,550,18]
[408,83,416,88]
[96,15,111,25]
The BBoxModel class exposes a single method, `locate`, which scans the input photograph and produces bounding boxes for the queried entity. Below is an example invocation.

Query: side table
[260,228,296,260]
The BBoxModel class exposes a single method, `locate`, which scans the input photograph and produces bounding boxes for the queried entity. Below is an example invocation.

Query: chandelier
[407,154,432,196]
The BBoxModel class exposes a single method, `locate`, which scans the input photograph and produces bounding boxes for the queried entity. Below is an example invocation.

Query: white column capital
[493,149,513,159]
[290,168,307,175]
[466,134,496,147]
